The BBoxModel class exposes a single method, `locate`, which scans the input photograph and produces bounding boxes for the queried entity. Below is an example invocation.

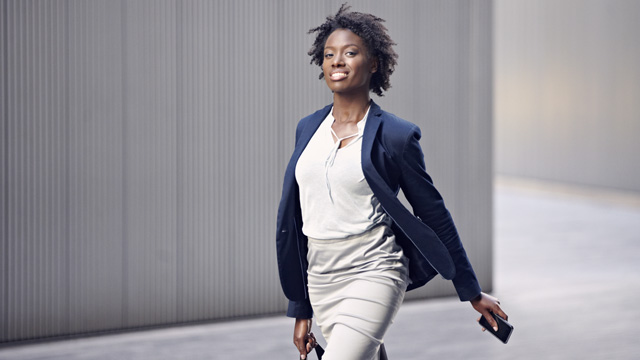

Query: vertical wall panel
[122,0,178,328]
[0,0,7,340]
[66,0,126,334]
[0,0,493,343]
[3,0,70,340]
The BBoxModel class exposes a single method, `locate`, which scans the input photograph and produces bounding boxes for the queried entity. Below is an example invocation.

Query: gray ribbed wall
[495,0,640,192]
[0,0,492,343]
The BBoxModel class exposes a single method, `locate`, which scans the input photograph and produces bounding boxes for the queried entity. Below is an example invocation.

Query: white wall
[495,0,640,192]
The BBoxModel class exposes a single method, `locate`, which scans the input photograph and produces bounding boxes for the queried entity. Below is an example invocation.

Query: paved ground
[1,177,640,359]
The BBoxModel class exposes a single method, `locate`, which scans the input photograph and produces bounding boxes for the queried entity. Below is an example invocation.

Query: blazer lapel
[361,103,406,213]
[361,101,383,179]
[361,101,413,229]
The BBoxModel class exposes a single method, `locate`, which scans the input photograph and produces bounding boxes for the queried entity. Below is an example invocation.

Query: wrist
[470,292,483,304]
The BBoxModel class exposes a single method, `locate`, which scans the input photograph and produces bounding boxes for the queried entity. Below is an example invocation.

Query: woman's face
[322,29,377,95]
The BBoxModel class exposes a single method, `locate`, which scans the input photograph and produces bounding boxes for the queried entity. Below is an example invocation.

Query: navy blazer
[276,101,481,318]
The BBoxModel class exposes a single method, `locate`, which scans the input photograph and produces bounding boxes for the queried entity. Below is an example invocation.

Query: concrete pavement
[2,177,640,359]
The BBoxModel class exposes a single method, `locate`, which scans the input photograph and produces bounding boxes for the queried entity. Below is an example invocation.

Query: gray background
[495,0,640,192]
[1,0,493,343]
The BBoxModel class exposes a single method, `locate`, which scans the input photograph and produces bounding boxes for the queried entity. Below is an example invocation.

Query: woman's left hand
[293,318,317,359]
[470,292,508,332]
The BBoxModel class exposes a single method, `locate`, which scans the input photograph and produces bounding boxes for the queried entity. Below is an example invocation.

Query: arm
[397,126,508,327]
[290,117,317,358]
[286,117,315,319]
[398,126,481,301]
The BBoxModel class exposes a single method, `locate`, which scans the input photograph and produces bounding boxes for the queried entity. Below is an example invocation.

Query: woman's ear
[371,58,378,74]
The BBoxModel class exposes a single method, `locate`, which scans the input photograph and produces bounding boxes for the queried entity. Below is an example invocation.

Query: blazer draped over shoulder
[276,101,481,318]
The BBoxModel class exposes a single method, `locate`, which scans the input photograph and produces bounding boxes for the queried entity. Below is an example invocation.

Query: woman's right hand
[293,318,316,359]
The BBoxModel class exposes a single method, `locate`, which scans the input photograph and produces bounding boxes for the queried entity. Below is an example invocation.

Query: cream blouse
[295,106,390,239]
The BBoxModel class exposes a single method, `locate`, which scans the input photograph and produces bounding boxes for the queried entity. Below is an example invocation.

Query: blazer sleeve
[398,126,482,301]
[283,118,314,319]
[287,299,313,318]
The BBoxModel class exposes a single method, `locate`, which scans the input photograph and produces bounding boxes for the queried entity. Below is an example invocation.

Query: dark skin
[323,28,375,149]
[293,28,508,359]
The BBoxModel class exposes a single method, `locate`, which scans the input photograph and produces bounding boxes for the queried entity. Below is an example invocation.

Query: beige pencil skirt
[307,224,410,360]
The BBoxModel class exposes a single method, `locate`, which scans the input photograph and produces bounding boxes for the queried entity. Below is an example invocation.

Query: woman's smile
[329,71,349,81]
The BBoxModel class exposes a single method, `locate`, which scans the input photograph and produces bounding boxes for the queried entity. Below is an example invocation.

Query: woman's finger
[476,316,486,332]
[492,302,508,322]
[483,311,498,331]
[298,344,308,359]
[307,332,317,348]
[497,309,508,321]
[305,336,312,354]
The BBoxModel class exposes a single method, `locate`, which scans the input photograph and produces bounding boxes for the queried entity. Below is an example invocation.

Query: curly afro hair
[308,3,398,97]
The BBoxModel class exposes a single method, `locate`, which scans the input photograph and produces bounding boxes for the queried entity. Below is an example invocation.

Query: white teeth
[331,72,347,80]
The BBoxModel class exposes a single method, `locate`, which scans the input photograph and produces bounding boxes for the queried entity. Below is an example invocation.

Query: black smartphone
[478,312,513,344]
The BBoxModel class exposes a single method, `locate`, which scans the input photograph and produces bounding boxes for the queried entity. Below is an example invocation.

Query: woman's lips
[329,72,348,81]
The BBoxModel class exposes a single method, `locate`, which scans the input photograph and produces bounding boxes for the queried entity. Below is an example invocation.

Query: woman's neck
[332,91,371,124]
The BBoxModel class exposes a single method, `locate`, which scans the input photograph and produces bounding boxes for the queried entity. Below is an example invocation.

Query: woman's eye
[346,51,357,56]
[324,53,333,58]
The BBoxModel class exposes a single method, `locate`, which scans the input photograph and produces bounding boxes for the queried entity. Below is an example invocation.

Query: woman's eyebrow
[324,44,360,50]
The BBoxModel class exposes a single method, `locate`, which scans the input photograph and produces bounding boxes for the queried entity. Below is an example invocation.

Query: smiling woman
[275,4,507,360]
[322,29,377,98]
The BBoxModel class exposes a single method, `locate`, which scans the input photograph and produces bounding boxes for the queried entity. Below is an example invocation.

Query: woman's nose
[332,54,344,67]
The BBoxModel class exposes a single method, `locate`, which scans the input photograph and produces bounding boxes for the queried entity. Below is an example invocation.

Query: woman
[275,5,507,359]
